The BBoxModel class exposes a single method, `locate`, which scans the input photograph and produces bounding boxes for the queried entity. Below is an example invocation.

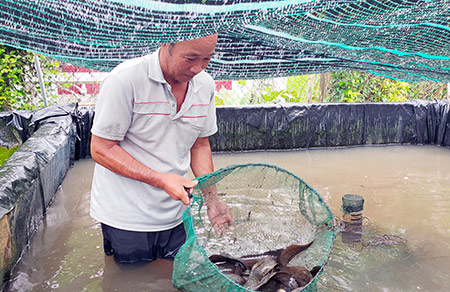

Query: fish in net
[173,163,337,292]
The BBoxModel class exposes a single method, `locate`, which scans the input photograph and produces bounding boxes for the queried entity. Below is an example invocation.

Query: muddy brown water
[5,145,450,292]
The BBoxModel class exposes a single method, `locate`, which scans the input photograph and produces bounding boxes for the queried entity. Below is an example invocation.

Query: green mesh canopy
[0,0,449,82]
[173,163,336,292]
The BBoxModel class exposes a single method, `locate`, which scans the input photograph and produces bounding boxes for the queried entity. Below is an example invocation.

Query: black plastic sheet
[210,100,450,151]
[0,104,79,286]
[0,110,33,148]
[66,100,450,155]
[73,107,95,160]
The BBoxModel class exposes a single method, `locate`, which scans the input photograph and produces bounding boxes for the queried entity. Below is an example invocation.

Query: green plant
[216,71,447,106]
[0,45,59,111]
[285,75,309,102]
[326,70,447,102]
[0,145,19,166]
[246,77,314,104]
[214,75,321,106]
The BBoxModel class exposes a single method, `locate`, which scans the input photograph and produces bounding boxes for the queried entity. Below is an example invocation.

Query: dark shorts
[101,222,186,264]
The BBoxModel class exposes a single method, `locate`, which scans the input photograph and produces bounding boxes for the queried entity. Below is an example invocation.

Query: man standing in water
[90,34,232,264]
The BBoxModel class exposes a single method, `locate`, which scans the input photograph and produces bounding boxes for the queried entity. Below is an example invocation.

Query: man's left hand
[205,197,234,236]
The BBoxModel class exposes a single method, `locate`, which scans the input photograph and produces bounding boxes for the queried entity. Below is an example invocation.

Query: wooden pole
[320,73,330,102]
[307,75,313,103]
[319,73,325,102]
[447,83,450,100]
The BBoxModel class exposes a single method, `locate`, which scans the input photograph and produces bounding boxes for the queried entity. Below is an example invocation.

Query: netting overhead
[0,0,449,82]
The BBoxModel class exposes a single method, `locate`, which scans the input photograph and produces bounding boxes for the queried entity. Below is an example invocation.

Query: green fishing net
[173,163,336,292]
[1,0,450,82]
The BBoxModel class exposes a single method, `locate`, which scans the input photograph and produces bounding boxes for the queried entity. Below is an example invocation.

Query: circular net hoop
[173,163,337,292]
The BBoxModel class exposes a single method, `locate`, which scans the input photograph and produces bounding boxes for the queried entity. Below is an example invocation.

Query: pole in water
[341,194,364,244]
[33,55,48,107]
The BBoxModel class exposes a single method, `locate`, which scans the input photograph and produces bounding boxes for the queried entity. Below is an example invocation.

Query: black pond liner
[0,103,85,286]
[0,100,449,289]
[210,100,450,151]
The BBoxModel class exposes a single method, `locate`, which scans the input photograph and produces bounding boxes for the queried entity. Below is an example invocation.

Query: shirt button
[172,104,175,108]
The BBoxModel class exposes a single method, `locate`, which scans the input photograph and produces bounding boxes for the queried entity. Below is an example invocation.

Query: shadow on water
[101,258,176,292]
[5,145,450,291]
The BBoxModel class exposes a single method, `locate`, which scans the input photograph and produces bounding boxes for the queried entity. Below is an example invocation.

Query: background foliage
[0,145,19,166]
[215,71,448,105]
[326,71,448,103]
[1,46,448,111]
[0,45,60,111]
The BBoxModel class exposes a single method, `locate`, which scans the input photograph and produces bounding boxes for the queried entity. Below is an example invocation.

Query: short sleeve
[91,75,134,141]
[199,88,218,138]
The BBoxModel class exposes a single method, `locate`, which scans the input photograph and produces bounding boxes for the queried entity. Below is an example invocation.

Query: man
[90,34,232,265]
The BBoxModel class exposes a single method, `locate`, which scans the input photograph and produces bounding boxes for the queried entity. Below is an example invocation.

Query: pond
[5,145,450,291]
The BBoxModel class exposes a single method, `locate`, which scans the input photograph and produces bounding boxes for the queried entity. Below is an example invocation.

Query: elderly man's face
[161,34,217,84]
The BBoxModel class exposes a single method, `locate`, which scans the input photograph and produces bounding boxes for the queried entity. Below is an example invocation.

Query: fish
[238,241,314,270]
[209,253,247,275]
[209,253,248,285]
[258,266,314,292]
[226,273,247,286]
[278,266,313,288]
[277,242,314,267]
[243,257,278,290]
[209,240,317,291]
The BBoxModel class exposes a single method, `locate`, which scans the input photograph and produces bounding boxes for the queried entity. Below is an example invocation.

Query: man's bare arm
[190,136,217,202]
[190,136,214,177]
[90,134,196,205]
[190,137,233,234]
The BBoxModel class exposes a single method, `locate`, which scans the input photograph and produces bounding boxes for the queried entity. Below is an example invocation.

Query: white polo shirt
[90,49,217,232]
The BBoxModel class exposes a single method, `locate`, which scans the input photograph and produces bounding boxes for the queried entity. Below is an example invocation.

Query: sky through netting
[0,0,449,82]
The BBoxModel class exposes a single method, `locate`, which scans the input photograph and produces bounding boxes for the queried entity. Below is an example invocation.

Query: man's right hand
[91,135,198,205]
[157,173,198,205]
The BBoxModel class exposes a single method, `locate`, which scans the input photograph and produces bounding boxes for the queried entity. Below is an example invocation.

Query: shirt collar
[147,48,202,93]
[148,48,166,84]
